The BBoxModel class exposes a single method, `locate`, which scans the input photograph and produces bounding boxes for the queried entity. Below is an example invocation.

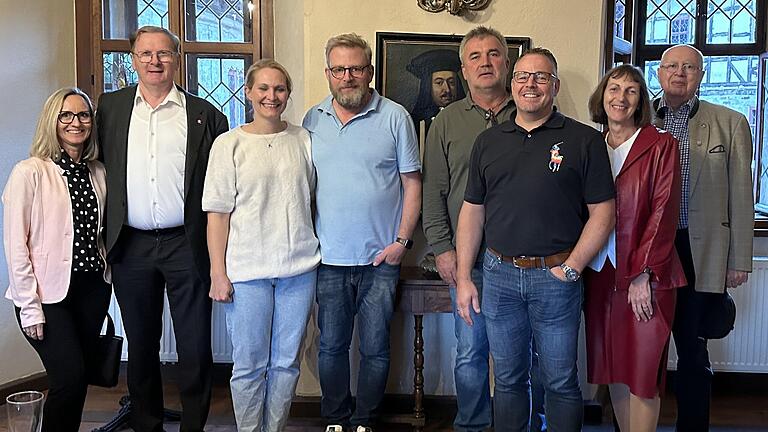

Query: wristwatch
[559,263,580,282]
[396,237,413,249]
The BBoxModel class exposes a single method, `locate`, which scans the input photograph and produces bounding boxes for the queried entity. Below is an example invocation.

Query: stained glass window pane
[645,0,696,45]
[103,52,139,93]
[187,54,252,129]
[102,0,169,39]
[707,0,757,44]
[186,0,251,43]
[615,0,626,38]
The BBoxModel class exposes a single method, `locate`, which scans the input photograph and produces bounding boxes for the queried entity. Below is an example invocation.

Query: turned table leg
[413,314,424,431]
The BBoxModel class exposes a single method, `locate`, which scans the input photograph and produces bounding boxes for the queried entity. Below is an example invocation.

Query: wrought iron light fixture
[417,0,491,15]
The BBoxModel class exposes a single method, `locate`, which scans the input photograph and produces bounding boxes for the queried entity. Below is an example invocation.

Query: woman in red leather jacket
[585,64,687,432]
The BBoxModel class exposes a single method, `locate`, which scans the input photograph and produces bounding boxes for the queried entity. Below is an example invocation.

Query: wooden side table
[387,266,452,431]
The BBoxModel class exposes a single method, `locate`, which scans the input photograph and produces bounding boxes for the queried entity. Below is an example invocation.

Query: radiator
[109,258,768,372]
[108,297,233,363]
[667,257,768,373]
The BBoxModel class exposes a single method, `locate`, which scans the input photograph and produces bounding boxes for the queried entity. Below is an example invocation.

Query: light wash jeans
[224,269,317,432]
[481,250,583,432]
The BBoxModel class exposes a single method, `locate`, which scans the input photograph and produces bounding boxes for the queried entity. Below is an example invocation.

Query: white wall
[0,0,77,386]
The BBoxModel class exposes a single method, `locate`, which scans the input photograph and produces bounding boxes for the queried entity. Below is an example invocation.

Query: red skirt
[583,260,676,399]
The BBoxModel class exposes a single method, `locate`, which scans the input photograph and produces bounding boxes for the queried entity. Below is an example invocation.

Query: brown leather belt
[487,247,572,269]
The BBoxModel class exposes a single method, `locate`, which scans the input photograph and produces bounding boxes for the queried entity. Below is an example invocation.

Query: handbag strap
[103,313,116,337]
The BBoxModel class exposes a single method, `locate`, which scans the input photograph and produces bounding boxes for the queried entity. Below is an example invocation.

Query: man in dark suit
[96,25,228,432]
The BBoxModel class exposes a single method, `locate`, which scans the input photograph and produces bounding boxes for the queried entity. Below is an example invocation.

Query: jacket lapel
[113,87,137,198]
[183,89,207,200]
[687,114,709,195]
[616,126,657,178]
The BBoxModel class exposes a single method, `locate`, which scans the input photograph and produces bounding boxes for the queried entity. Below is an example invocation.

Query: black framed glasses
[328,65,371,79]
[512,71,558,84]
[133,50,177,64]
[57,111,92,124]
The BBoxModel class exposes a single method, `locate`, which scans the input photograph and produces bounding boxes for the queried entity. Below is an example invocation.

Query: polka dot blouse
[55,150,103,272]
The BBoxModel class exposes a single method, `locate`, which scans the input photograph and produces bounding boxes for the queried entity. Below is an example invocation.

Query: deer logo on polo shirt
[549,142,564,172]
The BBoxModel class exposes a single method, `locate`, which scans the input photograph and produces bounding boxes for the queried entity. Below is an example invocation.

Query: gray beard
[331,85,369,110]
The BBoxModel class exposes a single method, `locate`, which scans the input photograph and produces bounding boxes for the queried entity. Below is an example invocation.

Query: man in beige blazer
[653,44,753,431]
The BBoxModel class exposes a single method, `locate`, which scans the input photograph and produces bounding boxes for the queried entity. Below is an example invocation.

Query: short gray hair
[324,33,372,67]
[130,26,181,53]
[518,47,559,76]
[459,26,508,63]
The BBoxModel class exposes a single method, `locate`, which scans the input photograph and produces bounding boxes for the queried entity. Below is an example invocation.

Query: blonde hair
[324,33,372,67]
[30,87,98,161]
[245,59,293,93]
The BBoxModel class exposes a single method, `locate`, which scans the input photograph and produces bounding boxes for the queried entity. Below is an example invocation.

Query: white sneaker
[355,427,373,432]
[325,426,344,432]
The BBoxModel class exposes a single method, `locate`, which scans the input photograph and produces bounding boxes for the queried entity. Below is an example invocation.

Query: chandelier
[417,0,492,15]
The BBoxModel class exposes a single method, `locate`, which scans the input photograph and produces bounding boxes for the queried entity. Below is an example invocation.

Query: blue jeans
[481,250,583,432]
[449,264,492,432]
[224,270,317,432]
[317,263,400,427]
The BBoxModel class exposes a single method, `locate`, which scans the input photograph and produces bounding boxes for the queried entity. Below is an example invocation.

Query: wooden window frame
[75,0,274,102]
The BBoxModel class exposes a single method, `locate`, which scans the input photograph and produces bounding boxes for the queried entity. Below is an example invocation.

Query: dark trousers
[111,227,213,432]
[16,271,111,432]
[673,229,721,432]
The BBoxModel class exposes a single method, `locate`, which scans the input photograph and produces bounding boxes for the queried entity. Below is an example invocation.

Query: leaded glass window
[186,0,252,43]
[707,0,757,44]
[187,54,252,129]
[103,52,139,92]
[645,0,696,44]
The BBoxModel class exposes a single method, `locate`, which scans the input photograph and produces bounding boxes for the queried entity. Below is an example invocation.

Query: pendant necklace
[263,134,278,148]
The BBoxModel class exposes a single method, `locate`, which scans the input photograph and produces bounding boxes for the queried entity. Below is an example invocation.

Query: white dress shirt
[126,86,188,229]
[588,127,641,271]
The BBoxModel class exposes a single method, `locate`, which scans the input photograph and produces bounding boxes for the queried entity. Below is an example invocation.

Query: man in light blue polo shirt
[303,33,422,432]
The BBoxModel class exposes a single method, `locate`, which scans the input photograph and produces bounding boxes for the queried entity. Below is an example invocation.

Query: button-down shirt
[54,150,103,272]
[422,94,515,257]
[126,86,187,229]
[659,96,696,229]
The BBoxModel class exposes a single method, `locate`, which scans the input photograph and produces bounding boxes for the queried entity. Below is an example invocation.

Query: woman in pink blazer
[3,87,110,431]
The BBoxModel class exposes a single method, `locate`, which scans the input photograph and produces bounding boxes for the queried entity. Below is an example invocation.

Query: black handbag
[699,290,737,340]
[88,313,123,387]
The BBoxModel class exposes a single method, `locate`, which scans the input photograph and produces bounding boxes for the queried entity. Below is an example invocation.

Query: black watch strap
[396,237,413,249]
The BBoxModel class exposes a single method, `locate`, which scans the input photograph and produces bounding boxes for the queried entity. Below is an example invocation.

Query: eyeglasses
[659,63,702,74]
[328,65,371,79]
[512,71,558,84]
[133,50,177,64]
[58,111,92,124]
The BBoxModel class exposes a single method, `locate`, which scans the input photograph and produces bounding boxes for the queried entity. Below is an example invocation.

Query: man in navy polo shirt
[455,47,615,431]
[302,33,422,432]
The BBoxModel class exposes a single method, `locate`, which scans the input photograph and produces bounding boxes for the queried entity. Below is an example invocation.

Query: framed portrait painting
[374,32,531,151]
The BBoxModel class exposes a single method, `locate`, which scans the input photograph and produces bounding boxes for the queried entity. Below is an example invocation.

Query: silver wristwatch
[559,263,580,282]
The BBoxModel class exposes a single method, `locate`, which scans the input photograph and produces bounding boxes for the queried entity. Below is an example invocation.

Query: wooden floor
[1,364,766,431]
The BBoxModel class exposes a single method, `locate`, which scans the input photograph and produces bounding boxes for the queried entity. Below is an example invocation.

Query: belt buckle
[512,255,527,268]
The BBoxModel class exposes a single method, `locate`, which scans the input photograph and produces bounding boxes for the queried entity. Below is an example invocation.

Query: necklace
[482,96,509,127]
[262,133,278,148]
